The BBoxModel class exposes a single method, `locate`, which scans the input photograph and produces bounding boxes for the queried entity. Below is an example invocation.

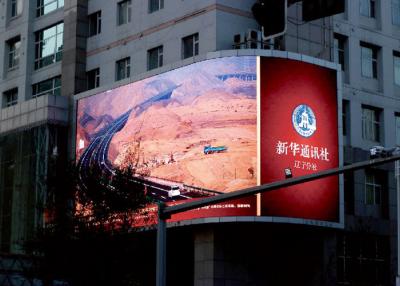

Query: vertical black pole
[156,202,167,286]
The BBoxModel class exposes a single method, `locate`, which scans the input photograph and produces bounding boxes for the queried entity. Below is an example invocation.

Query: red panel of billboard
[260,58,339,222]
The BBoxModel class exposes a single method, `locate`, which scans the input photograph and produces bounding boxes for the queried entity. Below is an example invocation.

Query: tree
[25,162,154,286]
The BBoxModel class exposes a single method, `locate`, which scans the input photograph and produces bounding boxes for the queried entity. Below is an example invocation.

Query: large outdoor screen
[76,55,341,226]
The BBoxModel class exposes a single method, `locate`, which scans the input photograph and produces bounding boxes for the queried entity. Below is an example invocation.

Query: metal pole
[396,160,400,286]
[156,202,167,286]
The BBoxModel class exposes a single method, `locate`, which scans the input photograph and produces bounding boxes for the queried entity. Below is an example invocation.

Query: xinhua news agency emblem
[292,104,316,138]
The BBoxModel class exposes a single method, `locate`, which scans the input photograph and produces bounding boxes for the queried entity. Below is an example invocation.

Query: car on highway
[168,185,181,198]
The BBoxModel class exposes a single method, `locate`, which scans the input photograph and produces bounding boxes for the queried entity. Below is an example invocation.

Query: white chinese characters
[276,140,330,162]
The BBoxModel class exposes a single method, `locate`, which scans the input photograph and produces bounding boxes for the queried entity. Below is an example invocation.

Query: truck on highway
[203,145,228,155]
[168,185,181,198]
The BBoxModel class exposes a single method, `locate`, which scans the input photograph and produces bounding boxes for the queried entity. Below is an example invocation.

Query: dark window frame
[360,0,376,18]
[117,0,131,26]
[34,23,64,70]
[87,68,100,90]
[116,57,131,81]
[6,36,21,70]
[2,88,18,108]
[88,11,101,37]
[147,45,163,71]
[360,42,379,79]
[32,76,61,98]
[36,0,64,18]
[334,33,347,71]
[182,33,199,59]
[148,0,164,13]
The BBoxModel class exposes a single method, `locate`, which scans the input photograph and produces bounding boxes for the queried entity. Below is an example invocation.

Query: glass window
[149,0,164,13]
[361,43,378,79]
[334,34,346,71]
[396,113,400,146]
[337,234,390,285]
[342,100,349,136]
[394,52,400,86]
[36,0,64,17]
[362,106,380,142]
[2,88,18,108]
[147,46,163,71]
[87,68,100,90]
[116,58,130,81]
[89,11,101,36]
[7,37,21,70]
[11,0,17,17]
[10,0,22,18]
[34,23,64,70]
[32,76,61,98]
[117,0,131,26]
[360,0,375,18]
[182,33,199,59]
[365,171,382,205]
[393,0,400,25]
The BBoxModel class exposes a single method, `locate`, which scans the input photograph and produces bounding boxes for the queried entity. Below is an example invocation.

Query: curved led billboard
[76,54,341,227]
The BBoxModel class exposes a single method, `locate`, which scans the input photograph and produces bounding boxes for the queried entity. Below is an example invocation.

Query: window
[2,88,18,108]
[342,100,349,136]
[337,234,389,285]
[32,76,61,98]
[10,0,22,18]
[117,0,131,25]
[360,0,375,18]
[147,46,163,70]
[89,11,101,36]
[34,23,63,70]
[360,42,378,79]
[334,33,346,71]
[182,33,199,59]
[362,106,380,142]
[36,0,64,17]
[7,37,21,70]
[116,58,130,81]
[87,68,100,90]
[149,0,164,13]
[396,113,400,146]
[394,51,400,86]
[365,170,383,205]
[393,0,400,25]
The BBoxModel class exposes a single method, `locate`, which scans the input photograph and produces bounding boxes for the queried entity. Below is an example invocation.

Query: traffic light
[251,0,345,40]
[251,0,287,40]
[302,0,345,22]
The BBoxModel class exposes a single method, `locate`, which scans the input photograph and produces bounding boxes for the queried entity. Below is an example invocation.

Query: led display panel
[76,57,258,220]
[260,58,339,222]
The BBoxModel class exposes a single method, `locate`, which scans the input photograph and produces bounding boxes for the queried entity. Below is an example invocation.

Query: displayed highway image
[76,56,257,203]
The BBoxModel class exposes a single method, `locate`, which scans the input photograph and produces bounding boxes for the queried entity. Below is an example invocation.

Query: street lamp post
[396,160,400,286]
[156,202,167,286]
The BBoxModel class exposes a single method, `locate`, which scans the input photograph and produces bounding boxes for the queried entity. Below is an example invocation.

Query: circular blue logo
[292,105,316,138]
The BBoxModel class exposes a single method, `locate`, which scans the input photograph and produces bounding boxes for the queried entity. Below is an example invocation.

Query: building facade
[0,0,399,285]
